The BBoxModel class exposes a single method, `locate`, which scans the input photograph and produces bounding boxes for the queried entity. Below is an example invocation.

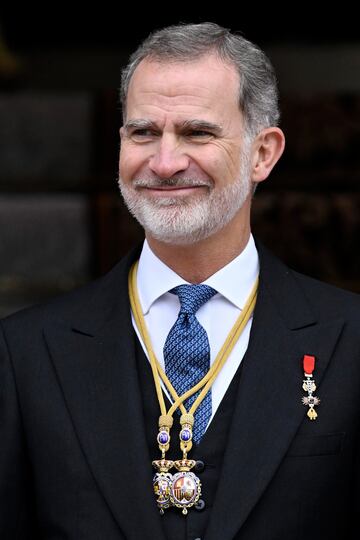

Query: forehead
[126,54,241,121]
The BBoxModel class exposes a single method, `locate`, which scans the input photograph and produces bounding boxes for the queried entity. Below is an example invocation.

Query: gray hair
[120,22,280,138]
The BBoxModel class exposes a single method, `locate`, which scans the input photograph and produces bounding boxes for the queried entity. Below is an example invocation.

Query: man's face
[119,54,253,245]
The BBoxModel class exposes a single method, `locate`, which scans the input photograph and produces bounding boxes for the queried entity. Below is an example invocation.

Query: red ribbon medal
[301,355,320,420]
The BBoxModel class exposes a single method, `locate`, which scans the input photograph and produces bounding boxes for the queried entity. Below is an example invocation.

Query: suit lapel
[44,249,166,540]
[205,244,344,540]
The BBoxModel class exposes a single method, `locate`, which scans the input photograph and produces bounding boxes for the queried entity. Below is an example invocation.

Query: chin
[144,221,225,246]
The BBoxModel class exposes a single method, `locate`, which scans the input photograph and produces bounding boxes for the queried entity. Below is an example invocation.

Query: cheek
[119,146,146,181]
[195,145,241,186]
[196,153,231,187]
[190,147,221,178]
[118,152,129,180]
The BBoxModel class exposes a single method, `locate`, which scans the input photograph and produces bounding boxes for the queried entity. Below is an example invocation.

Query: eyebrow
[124,119,156,132]
[180,120,223,135]
[123,118,223,135]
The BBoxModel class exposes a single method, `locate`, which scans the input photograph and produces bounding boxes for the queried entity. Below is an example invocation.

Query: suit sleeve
[0,321,38,539]
[349,424,360,539]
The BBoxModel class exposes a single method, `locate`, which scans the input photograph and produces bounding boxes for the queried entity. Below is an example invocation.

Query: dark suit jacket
[0,242,359,540]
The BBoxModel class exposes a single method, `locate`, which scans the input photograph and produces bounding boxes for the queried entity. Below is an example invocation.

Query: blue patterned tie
[163,284,217,444]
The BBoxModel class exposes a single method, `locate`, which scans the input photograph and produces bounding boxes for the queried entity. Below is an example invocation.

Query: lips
[139,185,208,197]
[143,185,205,190]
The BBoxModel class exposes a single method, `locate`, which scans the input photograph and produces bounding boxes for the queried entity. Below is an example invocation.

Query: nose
[148,136,190,178]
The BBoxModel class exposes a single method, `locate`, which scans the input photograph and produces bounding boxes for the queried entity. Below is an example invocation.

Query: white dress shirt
[132,234,259,429]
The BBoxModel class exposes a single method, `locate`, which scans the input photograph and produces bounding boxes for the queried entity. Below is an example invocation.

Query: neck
[146,214,251,284]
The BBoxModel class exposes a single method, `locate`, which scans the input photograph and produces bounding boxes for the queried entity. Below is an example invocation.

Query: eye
[187,130,214,140]
[132,129,155,137]
[129,128,159,142]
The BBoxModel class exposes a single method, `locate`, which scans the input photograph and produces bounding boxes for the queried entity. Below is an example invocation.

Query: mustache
[132,177,213,189]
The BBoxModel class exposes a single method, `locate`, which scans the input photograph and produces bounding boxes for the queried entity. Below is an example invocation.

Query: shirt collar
[137,234,259,314]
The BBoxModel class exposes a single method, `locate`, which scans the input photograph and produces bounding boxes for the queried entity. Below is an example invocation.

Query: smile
[139,186,208,196]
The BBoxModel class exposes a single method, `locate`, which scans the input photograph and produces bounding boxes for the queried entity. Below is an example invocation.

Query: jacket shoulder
[292,269,359,318]
[256,240,359,324]
[0,247,139,334]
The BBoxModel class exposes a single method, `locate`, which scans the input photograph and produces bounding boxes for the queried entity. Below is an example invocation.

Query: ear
[251,127,285,184]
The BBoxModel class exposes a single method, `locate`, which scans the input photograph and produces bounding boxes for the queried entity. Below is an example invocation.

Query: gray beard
[118,153,252,246]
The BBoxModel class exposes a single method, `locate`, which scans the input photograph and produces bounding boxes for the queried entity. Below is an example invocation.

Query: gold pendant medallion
[152,460,174,514]
[169,460,201,515]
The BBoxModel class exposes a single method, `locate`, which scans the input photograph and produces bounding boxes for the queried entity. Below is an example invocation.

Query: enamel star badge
[301,355,320,420]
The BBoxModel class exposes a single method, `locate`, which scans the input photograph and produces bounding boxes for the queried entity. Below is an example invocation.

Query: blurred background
[0,8,359,317]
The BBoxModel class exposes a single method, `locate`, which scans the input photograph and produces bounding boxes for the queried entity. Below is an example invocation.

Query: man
[0,22,359,540]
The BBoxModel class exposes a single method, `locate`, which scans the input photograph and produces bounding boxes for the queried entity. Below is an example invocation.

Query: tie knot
[171,284,217,315]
